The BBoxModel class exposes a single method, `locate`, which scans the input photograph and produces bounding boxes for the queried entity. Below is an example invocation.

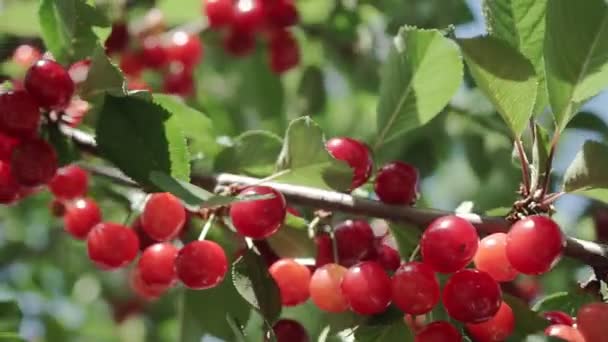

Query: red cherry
[224,29,256,56]
[120,52,144,77]
[265,0,298,28]
[442,269,502,323]
[309,263,348,313]
[415,321,461,342]
[68,59,91,85]
[374,161,418,205]
[132,216,156,251]
[141,36,168,69]
[0,90,40,138]
[391,262,440,315]
[138,243,178,288]
[204,0,235,28]
[376,242,401,271]
[577,302,608,342]
[130,268,167,300]
[166,31,203,68]
[229,186,287,239]
[506,216,564,275]
[543,311,575,326]
[334,220,375,267]
[232,0,266,33]
[421,215,479,273]
[0,133,19,161]
[474,233,518,282]
[163,67,195,97]
[141,193,186,241]
[49,198,66,217]
[340,261,391,315]
[175,240,228,289]
[11,139,58,187]
[314,233,334,267]
[12,44,41,67]
[87,222,139,269]
[267,319,309,342]
[269,259,311,306]
[466,302,515,341]
[48,165,89,200]
[325,137,373,190]
[545,324,586,342]
[0,161,19,204]
[269,29,300,74]
[64,198,102,239]
[105,22,129,54]
[24,59,75,109]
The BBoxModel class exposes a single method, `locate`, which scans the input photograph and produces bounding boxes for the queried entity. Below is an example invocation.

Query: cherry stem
[409,244,420,262]
[539,132,561,200]
[307,216,322,239]
[198,213,216,241]
[514,138,531,196]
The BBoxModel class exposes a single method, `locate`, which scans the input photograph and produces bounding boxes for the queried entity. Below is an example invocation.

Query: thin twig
[514,138,531,196]
[540,132,560,200]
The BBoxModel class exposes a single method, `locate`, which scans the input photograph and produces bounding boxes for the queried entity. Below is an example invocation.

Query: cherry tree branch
[64,126,608,275]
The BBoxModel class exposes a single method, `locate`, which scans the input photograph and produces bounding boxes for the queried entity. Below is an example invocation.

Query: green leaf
[545,0,608,130]
[0,333,25,342]
[214,131,283,177]
[38,0,109,64]
[458,36,538,136]
[563,141,608,203]
[0,300,21,332]
[96,95,190,189]
[284,212,308,230]
[226,315,247,342]
[79,46,125,101]
[0,0,40,35]
[297,66,327,115]
[568,111,608,139]
[375,26,462,148]
[149,171,213,206]
[152,94,219,159]
[232,249,282,323]
[503,294,549,340]
[532,291,596,316]
[388,223,421,259]
[45,125,80,166]
[354,320,414,342]
[484,0,548,115]
[275,117,353,192]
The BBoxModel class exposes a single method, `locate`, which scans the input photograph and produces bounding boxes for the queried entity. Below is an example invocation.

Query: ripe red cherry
[376,243,401,271]
[309,263,348,313]
[224,29,256,56]
[577,302,608,342]
[132,216,156,251]
[421,215,479,273]
[334,220,375,267]
[64,198,102,239]
[314,233,334,267]
[374,161,418,205]
[265,0,298,28]
[12,44,41,67]
[466,302,515,341]
[0,161,19,204]
[138,243,178,288]
[415,321,461,342]
[24,59,75,109]
[141,36,168,69]
[130,268,167,300]
[87,222,139,269]
[391,262,440,315]
[340,261,391,315]
[166,31,203,68]
[266,319,309,342]
[442,269,502,323]
[0,133,19,161]
[0,90,40,138]
[175,240,228,289]
[269,29,300,74]
[204,0,235,28]
[48,165,88,200]
[163,67,195,97]
[105,22,129,54]
[506,216,564,275]
[11,139,58,187]
[232,0,266,33]
[545,324,585,342]
[229,186,287,239]
[269,259,311,306]
[325,137,373,190]
[543,311,574,326]
[141,193,186,241]
[474,233,518,282]
[120,52,144,77]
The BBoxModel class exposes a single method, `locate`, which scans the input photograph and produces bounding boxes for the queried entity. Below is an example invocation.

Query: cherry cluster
[105,20,203,96]
[543,303,608,342]
[203,0,301,74]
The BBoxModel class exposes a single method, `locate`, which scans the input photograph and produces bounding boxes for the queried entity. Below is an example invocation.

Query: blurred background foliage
[0,0,607,341]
